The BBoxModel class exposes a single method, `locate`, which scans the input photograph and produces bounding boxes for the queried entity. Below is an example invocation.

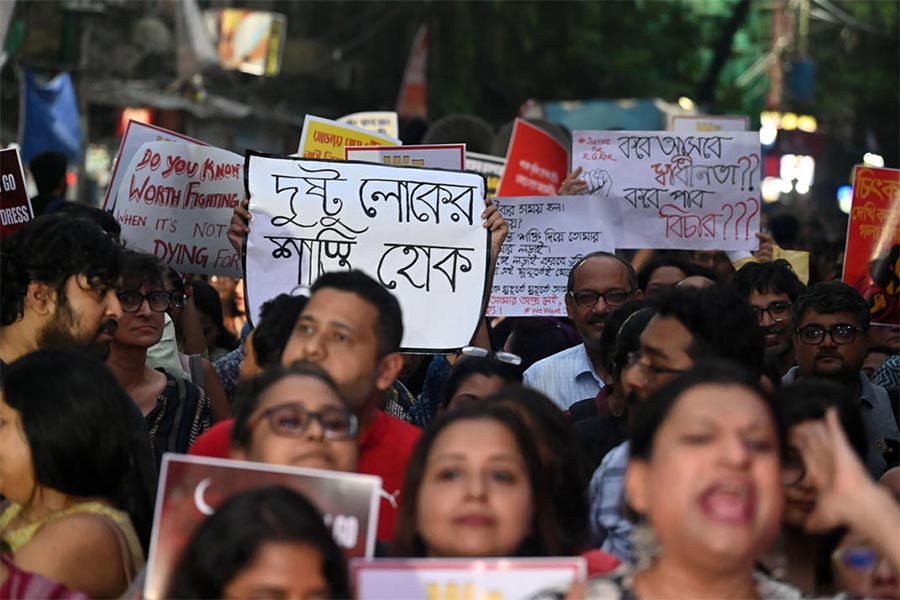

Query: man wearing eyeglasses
[523,251,641,410]
[783,281,898,478]
[733,260,806,377]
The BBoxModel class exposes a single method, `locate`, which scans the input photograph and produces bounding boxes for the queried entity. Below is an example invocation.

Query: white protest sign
[487,196,616,317]
[113,142,243,277]
[573,131,762,251]
[337,111,400,139]
[145,455,382,600]
[345,144,465,170]
[104,120,205,211]
[669,114,750,132]
[245,153,489,351]
[352,557,587,600]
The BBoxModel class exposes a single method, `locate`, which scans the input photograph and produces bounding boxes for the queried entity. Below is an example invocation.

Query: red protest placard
[0,148,34,236]
[842,165,900,325]
[496,119,568,197]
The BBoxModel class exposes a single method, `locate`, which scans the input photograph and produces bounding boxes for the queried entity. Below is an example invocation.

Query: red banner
[842,165,900,325]
[396,25,428,120]
[496,119,568,197]
[0,148,34,236]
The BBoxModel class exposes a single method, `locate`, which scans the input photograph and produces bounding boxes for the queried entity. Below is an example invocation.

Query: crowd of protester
[0,153,897,600]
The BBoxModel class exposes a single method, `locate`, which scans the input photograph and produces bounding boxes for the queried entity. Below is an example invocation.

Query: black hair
[791,281,871,332]
[253,294,308,368]
[2,349,154,550]
[120,249,166,292]
[654,284,765,377]
[29,152,67,195]
[597,300,650,376]
[310,270,403,356]
[231,362,349,448]
[503,318,580,372]
[630,360,786,462]
[566,251,638,292]
[636,257,695,293]
[732,259,806,302]
[167,486,350,599]
[440,356,522,409]
[774,379,869,461]
[611,306,658,381]
[56,204,122,242]
[1,213,123,326]
[192,279,239,351]
[162,265,186,298]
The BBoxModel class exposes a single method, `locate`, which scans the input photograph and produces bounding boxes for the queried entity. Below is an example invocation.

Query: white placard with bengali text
[245,153,489,351]
[573,130,761,251]
[487,195,616,317]
[114,142,243,277]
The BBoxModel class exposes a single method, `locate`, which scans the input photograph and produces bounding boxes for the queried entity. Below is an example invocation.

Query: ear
[624,459,650,515]
[564,291,576,320]
[374,352,404,393]
[25,282,57,317]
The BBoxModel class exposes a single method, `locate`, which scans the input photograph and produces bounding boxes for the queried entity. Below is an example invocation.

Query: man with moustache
[783,281,898,478]
[733,260,806,377]
[524,252,642,410]
[0,213,123,364]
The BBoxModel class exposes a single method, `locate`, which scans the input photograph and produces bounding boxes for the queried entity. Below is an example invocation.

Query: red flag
[396,25,427,120]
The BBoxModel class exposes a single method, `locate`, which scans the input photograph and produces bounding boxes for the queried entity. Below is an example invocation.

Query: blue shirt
[522,344,604,410]
[588,441,632,562]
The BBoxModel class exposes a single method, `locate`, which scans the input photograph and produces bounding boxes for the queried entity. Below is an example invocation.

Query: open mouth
[699,480,756,524]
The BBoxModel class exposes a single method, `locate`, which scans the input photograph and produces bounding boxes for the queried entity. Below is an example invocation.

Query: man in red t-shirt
[279,270,421,542]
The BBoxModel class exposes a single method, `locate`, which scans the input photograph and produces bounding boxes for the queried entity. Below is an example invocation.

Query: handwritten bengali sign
[497,120,568,197]
[245,152,489,351]
[113,142,242,277]
[842,165,900,326]
[345,144,465,170]
[104,120,205,211]
[0,148,33,236]
[352,558,586,600]
[487,196,616,317]
[573,130,762,251]
[467,152,506,198]
[298,115,400,160]
[338,111,400,139]
[145,455,381,600]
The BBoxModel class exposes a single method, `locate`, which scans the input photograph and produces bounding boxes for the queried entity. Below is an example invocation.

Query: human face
[223,541,330,600]
[36,274,122,359]
[645,266,687,296]
[626,384,783,570]
[748,290,792,349]
[112,282,167,350]
[447,374,507,410]
[417,418,534,558]
[794,309,867,383]
[565,257,636,351]
[281,289,394,411]
[233,374,358,472]
[622,315,694,400]
[781,419,821,528]
[0,394,36,505]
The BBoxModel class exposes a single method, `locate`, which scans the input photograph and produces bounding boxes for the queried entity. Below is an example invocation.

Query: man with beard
[524,252,642,410]
[784,281,898,478]
[0,213,123,364]
[733,259,806,377]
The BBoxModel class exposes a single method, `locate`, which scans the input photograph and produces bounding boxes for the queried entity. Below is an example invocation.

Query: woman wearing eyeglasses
[107,250,212,468]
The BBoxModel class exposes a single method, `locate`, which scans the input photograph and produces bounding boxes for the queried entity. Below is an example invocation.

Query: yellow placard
[298,115,400,160]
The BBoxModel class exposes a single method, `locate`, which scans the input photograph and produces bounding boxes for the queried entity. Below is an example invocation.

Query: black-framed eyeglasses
[626,350,688,378]
[460,346,523,366]
[247,402,358,440]
[796,323,865,345]
[782,447,806,486]
[118,290,172,313]
[750,301,792,323]
[568,288,630,309]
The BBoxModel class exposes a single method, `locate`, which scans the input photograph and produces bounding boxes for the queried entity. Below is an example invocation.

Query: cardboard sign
[338,111,400,140]
[497,120,568,197]
[842,165,900,326]
[466,152,506,198]
[573,130,762,251]
[487,196,616,317]
[145,455,382,600]
[298,115,401,160]
[0,148,34,235]
[669,115,750,132]
[352,557,587,600]
[104,121,205,211]
[113,142,243,277]
[245,153,489,351]
[345,144,465,170]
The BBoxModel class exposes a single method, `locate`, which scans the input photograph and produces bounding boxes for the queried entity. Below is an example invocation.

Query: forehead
[641,314,694,355]
[302,288,378,334]
[648,266,687,284]
[430,418,522,459]
[664,384,774,431]
[573,256,630,290]
[257,375,343,410]
[748,290,791,306]
[798,308,861,327]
